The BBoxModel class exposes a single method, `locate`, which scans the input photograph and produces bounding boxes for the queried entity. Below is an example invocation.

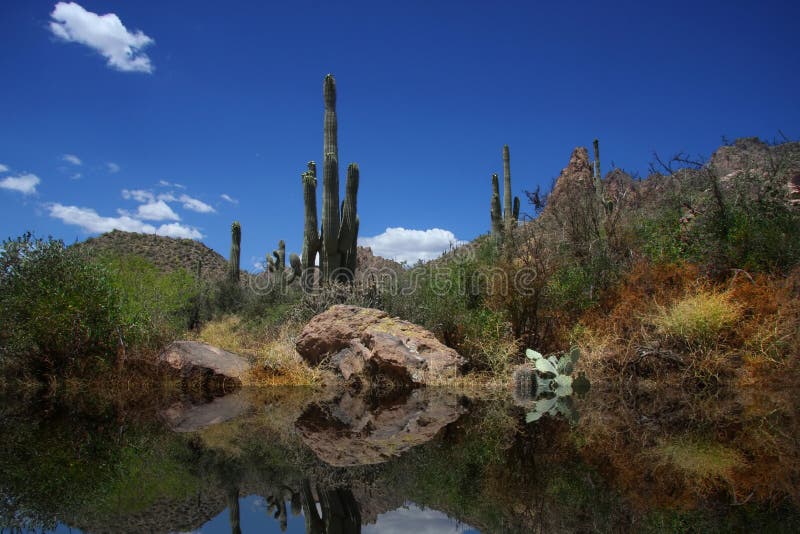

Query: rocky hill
[72,230,233,281]
[73,230,403,281]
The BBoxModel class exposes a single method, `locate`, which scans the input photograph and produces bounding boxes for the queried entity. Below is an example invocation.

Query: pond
[1,381,798,533]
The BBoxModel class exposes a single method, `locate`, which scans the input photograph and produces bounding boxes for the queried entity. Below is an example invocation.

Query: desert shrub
[213,278,245,314]
[0,234,121,377]
[98,254,201,354]
[460,308,519,375]
[651,289,741,348]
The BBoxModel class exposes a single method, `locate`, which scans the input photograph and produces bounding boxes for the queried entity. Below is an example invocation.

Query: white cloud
[70,173,82,180]
[156,223,203,239]
[179,194,215,213]
[363,504,471,534]
[49,2,155,73]
[221,193,238,204]
[0,164,8,173]
[0,173,41,195]
[359,227,466,264]
[122,188,154,203]
[135,200,180,221]
[49,203,202,239]
[62,153,82,165]
[107,162,120,173]
[49,203,156,233]
[157,192,177,202]
[159,180,186,189]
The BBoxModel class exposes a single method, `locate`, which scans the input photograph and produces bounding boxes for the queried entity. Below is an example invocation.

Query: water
[1,382,798,533]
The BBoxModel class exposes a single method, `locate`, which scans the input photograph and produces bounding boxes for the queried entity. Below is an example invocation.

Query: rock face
[295,388,467,466]
[295,305,464,384]
[159,341,250,382]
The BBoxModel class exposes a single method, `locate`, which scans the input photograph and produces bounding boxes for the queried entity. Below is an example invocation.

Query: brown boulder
[295,305,464,384]
[158,340,251,383]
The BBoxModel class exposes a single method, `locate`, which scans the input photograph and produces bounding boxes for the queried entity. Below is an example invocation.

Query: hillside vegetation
[72,230,233,282]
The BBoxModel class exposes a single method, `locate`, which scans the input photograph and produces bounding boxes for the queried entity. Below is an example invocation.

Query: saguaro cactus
[490,145,520,238]
[299,74,360,284]
[229,221,241,282]
[301,162,320,277]
[490,173,502,237]
[503,145,513,226]
[268,239,302,286]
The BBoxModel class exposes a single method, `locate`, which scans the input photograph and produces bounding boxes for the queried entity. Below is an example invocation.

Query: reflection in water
[295,388,467,466]
[1,382,799,533]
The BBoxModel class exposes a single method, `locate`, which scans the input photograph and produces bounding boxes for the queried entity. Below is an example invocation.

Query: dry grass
[192,315,322,386]
[576,261,800,388]
[651,289,741,347]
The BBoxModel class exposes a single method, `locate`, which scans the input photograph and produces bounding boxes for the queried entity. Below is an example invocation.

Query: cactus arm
[338,163,359,281]
[513,196,520,222]
[286,253,302,284]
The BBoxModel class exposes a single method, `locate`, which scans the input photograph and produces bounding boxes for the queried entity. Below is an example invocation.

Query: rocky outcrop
[158,341,251,383]
[547,147,595,208]
[295,305,464,385]
[295,388,467,466]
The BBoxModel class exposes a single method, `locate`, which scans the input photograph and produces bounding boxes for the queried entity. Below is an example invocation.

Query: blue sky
[1,1,798,267]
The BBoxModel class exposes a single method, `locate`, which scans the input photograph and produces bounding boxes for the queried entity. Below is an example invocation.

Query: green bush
[0,234,120,377]
[98,254,202,352]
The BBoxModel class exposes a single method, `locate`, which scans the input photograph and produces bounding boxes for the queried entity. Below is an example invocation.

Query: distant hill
[72,230,404,282]
[72,230,232,281]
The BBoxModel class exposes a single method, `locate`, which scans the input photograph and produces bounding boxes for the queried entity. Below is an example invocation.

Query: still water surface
[1,383,798,533]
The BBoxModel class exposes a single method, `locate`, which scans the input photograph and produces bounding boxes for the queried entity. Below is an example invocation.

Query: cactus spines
[229,221,241,282]
[338,163,359,280]
[513,196,520,222]
[490,173,502,237]
[503,145,512,228]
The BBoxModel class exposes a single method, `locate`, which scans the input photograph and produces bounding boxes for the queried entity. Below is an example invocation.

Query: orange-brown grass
[577,261,800,388]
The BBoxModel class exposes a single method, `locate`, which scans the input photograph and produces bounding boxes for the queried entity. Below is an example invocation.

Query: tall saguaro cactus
[503,145,513,227]
[229,221,241,282]
[300,74,360,284]
[490,145,520,238]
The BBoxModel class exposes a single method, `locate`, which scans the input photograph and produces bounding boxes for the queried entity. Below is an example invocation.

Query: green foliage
[99,254,202,352]
[636,209,687,263]
[0,234,120,376]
